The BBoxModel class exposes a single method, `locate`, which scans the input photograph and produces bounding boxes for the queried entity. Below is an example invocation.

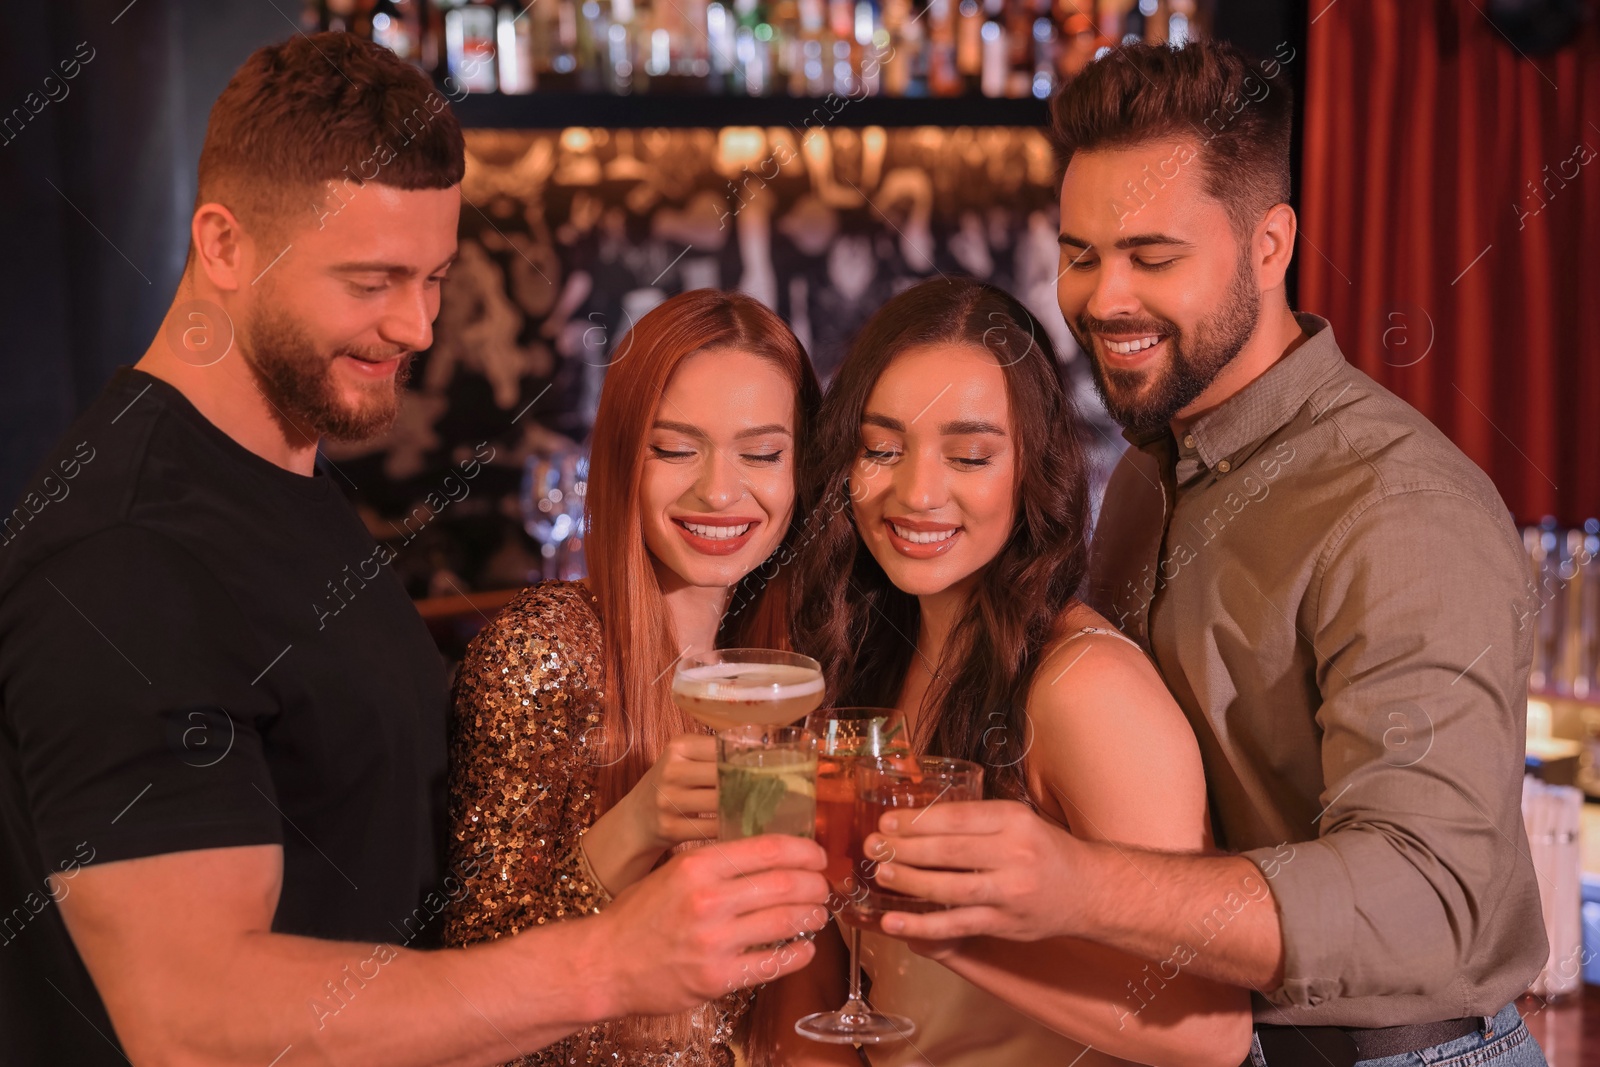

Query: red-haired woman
[441,289,829,1066]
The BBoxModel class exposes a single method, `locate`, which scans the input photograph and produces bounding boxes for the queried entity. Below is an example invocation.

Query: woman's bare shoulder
[1033,603,1162,693]
[1027,601,1197,759]
[1025,603,1209,847]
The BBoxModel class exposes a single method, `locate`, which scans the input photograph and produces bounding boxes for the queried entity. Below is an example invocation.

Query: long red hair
[585,288,821,810]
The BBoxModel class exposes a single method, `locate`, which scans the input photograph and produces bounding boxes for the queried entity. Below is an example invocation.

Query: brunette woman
[441,289,827,1066]
[792,277,1252,1067]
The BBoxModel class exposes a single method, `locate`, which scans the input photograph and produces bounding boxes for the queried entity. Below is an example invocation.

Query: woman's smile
[670,514,763,556]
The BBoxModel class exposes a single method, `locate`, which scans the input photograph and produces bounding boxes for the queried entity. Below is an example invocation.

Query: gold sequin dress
[441,581,752,1066]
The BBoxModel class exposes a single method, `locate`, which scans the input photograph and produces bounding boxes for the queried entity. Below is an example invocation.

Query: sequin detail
[442,581,750,1066]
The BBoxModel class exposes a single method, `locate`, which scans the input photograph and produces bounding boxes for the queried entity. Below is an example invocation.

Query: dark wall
[1212,0,1310,305]
[0,0,287,507]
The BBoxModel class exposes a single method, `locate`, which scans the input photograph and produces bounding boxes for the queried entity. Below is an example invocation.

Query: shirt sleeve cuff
[38,817,283,873]
[1242,838,1355,1008]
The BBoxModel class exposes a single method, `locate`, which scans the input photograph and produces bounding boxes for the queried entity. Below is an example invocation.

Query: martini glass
[794,708,915,1046]
[670,649,825,732]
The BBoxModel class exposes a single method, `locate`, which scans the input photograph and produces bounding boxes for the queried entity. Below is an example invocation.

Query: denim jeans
[1248,1003,1547,1067]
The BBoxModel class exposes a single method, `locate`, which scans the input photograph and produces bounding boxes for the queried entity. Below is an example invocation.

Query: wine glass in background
[555,449,588,580]
[520,446,588,581]
[794,708,915,1046]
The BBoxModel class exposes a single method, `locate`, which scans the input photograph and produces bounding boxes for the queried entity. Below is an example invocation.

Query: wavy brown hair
[793,278,1091,802]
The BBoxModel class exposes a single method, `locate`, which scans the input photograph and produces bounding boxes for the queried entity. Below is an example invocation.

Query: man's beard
[1075,251,1261,435]
[242,301,412,443]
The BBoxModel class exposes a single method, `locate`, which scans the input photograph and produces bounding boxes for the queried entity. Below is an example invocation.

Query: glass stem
[845,924,865,1008]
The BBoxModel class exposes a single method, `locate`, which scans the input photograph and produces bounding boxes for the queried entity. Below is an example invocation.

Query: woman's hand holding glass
[583,735,719,894]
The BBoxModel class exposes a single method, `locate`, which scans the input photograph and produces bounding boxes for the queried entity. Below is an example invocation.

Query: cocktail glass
[671,649,825,732]
[794,709,921,1046]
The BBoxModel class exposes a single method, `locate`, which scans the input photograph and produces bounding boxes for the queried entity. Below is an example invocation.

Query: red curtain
[1300,0,1600,525]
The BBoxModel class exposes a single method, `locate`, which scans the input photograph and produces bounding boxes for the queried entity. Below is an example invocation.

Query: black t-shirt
[0,368,450,1063]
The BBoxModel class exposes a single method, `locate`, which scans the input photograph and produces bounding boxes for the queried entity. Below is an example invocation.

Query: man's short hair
[1048,39,1293,238]
[195,31,464,246]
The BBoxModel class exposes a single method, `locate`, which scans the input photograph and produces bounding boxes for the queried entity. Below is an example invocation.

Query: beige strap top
[1069,623,1145,651]
[860,624,1145,1067]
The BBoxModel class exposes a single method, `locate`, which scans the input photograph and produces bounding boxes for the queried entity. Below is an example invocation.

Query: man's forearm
[1071,843,1286,993]
[101,918,617,1067]
[332,921,616,1067]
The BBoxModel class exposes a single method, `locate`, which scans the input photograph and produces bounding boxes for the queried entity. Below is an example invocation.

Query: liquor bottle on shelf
[706,1,737,92]
[978,0,1006,97]
[955,0,981,92]
[496,0,536,92]
[796,0,827,95]
[1054,7,1096,81]
[1121,4,1147,44]
[732,0,774,96]
[419,0,445,74]
[675,0,714,80]
[859,0,885,95]
[323,0,359,32]
[925,0,962,96]
[1002,0,1031,94]
[444,1,499,91]
[1030,0,1055,99]
[771,0,805,95]
[878,0,913,97]
[607,0,638,92]
[901,0,930,96]
[573,0,610,91]
[638,0,703,92]
[370,0,424,64]
[641,5,671,81]
[824,0,856,96]
[1167,0,1197,47]
[542,0,580,86]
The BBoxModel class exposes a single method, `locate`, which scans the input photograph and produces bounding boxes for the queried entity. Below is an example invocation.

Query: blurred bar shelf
[450,92,1051,129]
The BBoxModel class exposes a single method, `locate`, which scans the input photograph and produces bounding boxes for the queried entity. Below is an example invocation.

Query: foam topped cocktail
[672,649,825,732]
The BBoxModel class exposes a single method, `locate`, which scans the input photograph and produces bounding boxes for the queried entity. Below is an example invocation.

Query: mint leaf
[742,775,789,837]
[720,767,751,829]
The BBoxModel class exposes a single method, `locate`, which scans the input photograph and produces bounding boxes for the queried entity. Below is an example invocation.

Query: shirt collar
[1122,313,1344,476]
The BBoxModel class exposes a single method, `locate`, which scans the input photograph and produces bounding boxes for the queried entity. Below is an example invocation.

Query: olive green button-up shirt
[1086,313,1547,1027]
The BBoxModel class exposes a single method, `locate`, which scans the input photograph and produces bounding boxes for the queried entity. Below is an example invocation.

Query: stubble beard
[1077,251,1261,436]
[241,298,412,443]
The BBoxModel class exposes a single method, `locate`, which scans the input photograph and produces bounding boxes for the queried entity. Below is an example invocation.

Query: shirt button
[1216,459,1232,473]
[1182,434,1195,449]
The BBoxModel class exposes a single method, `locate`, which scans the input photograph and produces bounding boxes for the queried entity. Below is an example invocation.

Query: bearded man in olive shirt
[865,41,1548,1067]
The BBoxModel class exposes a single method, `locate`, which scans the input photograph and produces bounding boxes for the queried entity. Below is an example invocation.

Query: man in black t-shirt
[0,33,826,1066]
